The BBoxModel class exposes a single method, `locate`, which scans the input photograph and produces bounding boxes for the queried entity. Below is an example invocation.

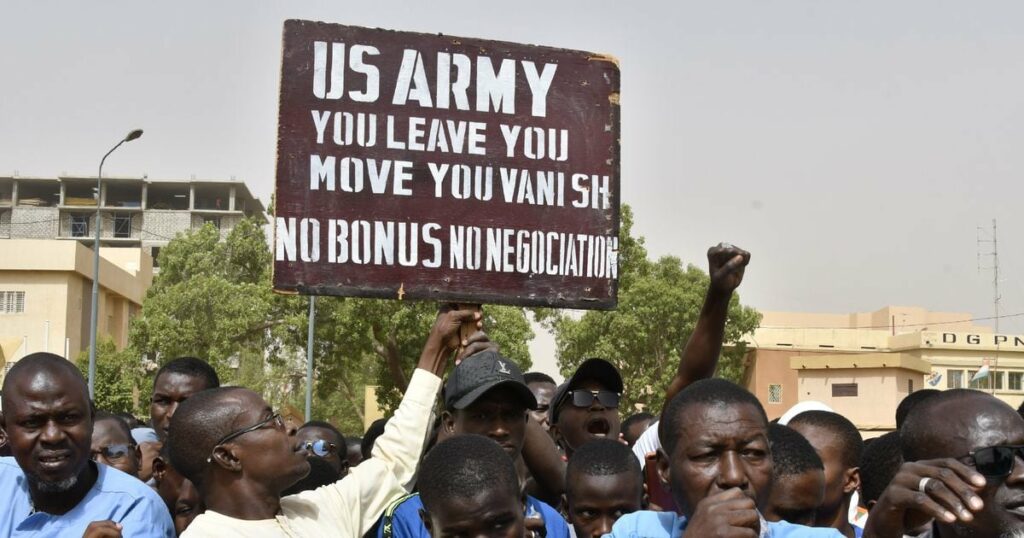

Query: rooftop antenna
[977,219,1001,395]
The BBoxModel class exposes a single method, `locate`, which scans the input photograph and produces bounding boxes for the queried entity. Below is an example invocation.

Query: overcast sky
[3,1,1022,377]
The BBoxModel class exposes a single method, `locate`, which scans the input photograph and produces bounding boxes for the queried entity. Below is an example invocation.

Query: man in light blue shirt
[606,378,842,538]
[0,352,173,537]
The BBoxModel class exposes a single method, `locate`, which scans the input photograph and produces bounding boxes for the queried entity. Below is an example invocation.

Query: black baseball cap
[443,350,538,410]
[549,358,624,424]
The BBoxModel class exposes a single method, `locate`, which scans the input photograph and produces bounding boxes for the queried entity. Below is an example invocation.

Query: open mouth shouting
[586,417,611,437]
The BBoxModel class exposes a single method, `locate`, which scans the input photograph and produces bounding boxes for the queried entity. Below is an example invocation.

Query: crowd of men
[1,243,1023,537]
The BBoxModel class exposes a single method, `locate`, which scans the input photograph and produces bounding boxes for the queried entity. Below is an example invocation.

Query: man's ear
[419,508,433,534]
[843,466,861,495]
[152,456,167,483]
[641,481,650,509]
[211,444,242,472]
[441,410,456,434]
[133,445,143,465]
[656,448,671,487]
[549,423,565,452]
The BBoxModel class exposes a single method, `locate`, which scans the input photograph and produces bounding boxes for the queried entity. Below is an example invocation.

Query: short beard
[27,473,79,493]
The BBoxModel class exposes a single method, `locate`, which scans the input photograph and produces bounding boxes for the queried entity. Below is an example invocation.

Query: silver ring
[918,477,932,493]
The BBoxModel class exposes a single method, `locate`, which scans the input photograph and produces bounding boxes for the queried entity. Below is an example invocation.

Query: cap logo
[497,360,511,375]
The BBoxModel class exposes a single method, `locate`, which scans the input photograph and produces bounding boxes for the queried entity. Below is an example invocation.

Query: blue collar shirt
[0,457,174,537]
[605,511,845,538]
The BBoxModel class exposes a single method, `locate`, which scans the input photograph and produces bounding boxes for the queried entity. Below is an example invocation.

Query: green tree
[130,219,288,368]
[545,205,761,415]
[296,297,534,432]
[76,337,150,416]
[129,216,535,434]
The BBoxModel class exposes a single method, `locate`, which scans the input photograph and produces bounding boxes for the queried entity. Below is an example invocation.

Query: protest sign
[273,20,620,309]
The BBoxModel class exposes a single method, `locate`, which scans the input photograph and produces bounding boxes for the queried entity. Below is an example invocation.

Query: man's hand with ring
[864,459,986,538]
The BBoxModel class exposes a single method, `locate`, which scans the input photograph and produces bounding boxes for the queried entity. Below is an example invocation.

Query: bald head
[168,386,310,506]
[167,387,251,488]
[901,389,1020,462]
[1,352,89,415]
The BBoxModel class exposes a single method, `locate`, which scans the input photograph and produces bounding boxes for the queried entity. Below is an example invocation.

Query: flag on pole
[971,364,991,383]
[927,372,943,387]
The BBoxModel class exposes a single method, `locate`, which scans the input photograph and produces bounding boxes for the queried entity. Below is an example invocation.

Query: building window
[0,291,25,314]
[908,379,914,393]
[768,384,783,404]
[113,213,132,238]
[71,215,89,237]
[151,246,162,267]
[994,371,1004,391]
[203,216,221,230]
[948,370,964,389]
[832,383,858,397]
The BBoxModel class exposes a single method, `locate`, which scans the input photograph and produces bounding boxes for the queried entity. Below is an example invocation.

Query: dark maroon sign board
[273,20,620,309]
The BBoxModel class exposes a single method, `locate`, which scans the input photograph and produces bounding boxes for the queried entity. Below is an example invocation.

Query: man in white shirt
[169,307,484,537]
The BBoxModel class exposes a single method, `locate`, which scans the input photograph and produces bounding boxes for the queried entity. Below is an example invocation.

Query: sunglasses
[304,439,338,458]
[207,413,284,463]
[91,444,136,462]
[961,445,1024,478]
[567,389,620,409]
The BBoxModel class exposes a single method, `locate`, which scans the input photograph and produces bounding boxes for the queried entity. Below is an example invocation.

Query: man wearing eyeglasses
[864,389,1024,538]
[168,307,486,537]
[90,412,142,478]
[0,352,174,537]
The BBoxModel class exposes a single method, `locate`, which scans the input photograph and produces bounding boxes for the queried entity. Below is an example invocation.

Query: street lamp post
[88,128,143,398]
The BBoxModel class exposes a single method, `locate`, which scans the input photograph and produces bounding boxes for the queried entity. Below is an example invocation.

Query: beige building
[0,239,153,383]
[741,306,1024,435]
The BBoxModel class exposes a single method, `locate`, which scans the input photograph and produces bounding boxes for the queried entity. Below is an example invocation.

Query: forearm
[416,340,452,377]
[664,288,731,409]
[521,418,566,502]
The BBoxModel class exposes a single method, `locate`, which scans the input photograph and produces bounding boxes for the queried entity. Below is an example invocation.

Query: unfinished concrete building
[0,175,265,268]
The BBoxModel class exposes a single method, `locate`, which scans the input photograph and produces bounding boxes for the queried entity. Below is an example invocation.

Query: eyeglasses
[91,444,136,462]
[303,439,337,457]
[961,445,1024,478]
[217,413,284,446]
[567,390,620,409]
[207,413,284,463]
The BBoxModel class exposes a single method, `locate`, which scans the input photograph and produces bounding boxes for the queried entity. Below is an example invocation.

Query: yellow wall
[363,385,385,431]
[796,367,925,431]
[0,239,152,379]
[0,271,71,356]
[743,307,1022,435]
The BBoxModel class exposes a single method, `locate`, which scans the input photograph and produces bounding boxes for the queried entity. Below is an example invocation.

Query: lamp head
[124,129,143,142]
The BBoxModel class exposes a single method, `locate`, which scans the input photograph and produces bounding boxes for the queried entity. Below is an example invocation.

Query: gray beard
[28,473,79,493]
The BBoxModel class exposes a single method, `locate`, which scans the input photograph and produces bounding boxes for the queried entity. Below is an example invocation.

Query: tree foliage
[76,337,150,416]
[544,205,761,416]
[127,217,534,435]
